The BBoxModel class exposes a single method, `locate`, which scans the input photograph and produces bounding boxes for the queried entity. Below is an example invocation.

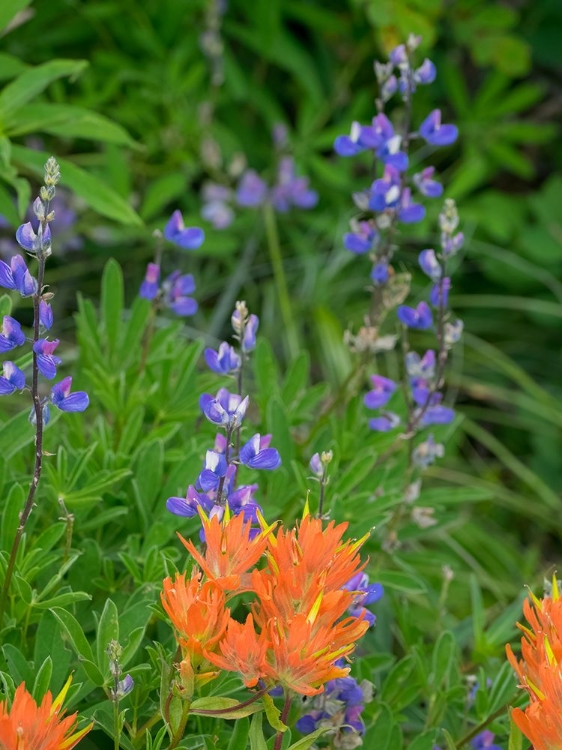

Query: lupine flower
[33,339,61,379]
[344,572,384,626]
[444,319,464,346]
[309,452,324,478]
[39,300,53,329]
[236,170,268,207]
[50,376,89,413]
[239,433,282,470]
[0,677,92,750]
[397,301,433,329]
[412,434,444,468]
[201,183,235,230]
[419,110,458,147]
[414,58,437,85]
[139,262,160,300]
[470,731,502,750]
[0,361,25,395]
[344,220,379,255]
[369,413,401,432]
[204,342,241,375]
[15,220,51,256]
[419,404,455,427]
[364,375,396,409]
[162,270,198,316]
[334,122,369,157]
[198,450,228,492]
[164,210,205,250]
[419,249,441,281]
[113,674,134,700]
[430,277,451,308]
[406,350,436,379]
[369,165,401,212]
[397,187,425,223]
[200,388,249,428]
[371,261,389,285]
[413,167,443,198]
[359,114,408,172]
[0,316,25,352]
[270,156,318,212]
[180,509,271,592]
[0,254,37,296]
[166,485,214,518]
[240,313,259,352]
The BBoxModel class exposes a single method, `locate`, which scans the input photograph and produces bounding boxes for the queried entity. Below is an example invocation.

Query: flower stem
[0,256,46,624]
[263,202,299,360]
[273,691,292,750]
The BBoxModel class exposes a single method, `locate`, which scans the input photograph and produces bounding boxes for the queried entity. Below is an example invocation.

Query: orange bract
[204,614,269,688]
[179,510,270,592]
[507,582,562,749]
[0,678,92,750]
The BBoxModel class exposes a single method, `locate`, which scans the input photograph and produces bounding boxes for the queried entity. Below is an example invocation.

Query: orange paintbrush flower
[507,581,562,749]
[0,677,92,750]
[204,614,270,688]
[179,508,272,592]
[161,570,230,659]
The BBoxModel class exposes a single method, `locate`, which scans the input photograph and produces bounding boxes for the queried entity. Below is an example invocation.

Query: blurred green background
[1,0,561,530]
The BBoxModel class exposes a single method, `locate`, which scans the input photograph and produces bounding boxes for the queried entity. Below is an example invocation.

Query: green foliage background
[0,0,560,747]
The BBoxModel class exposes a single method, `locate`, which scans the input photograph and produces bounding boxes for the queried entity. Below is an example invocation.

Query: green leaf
[376,570,428,595]
[0,180,19,225]
[190,696,263,719]
[50,606,95,663]
[508,713,523,750]
[249,712,268,750]
[0,0,33,34]
[140,171,186,221]
[441,729,457,750]
[101,258,124,359]
[0,59,88,121]
[33,656,53,703]
[287,728,332,750]
[227,717,250,750]
[96,598,119,672]
[0,293,12,318]
[262,693,287,732]
[2,644,33,685]
[430,631,456,689]
[33,591,91,609]
[0,482,23,551]
[34,611,72,694]
[11,145,142,226]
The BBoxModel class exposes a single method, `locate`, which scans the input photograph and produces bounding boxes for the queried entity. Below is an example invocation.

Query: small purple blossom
[419,110,458,147]
[369,413,401,432]
[200,388,249,428]
[471,731,502,750]
[334,121,368,157]
[198,450,228,492]
[413,167,443,198]
[397,301,433,329]
[204,342,241,375]
[419,249,442,281]
[140,263,161,301]
[364,375,397,409]
[398,187,425,224]
[270,156,318,212]
[420,404,455,427]
[309,453,323,478]
[236,170,268,207]
[0,255,37,297]
[33,339,61,380]
[430,277,451,308]
[164,211,205,250]
[162,271,198,316]
[240,314,259,352]
[166,485,214,517]
[39,300,53,330]
[344,220,379,255]
[371,261,389,285]
[16,221,51,256]
[50,376,89,412]
[201,183,235,230]
[406,350,436,379]
[239,433,281,470]
[369,165,401,212]
[414,59,436,85]
[344,572,384,626]
[412,434,444,468]
[0,316,26,352]
[0,361,25,395]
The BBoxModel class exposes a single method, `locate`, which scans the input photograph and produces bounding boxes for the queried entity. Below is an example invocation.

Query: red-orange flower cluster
[162,509,371,697]
[507,581,562,749]
[0,677,92,750]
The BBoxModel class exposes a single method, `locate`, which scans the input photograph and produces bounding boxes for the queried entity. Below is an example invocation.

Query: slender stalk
[263,202,299,360]
[167,699,191,750]
[454,705,507,748]
[113,698,120,750]
[273,691,292,750]
[0,256,46,624]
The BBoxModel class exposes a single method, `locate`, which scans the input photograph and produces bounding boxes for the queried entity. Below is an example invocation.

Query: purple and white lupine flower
[204,342,241,375]
[430,277,451,308]
[369,413,401,432]
[33,339,61,380]
[309,452,323,478]
[0,255,38,296]
[419,249,442,281]
[368,165,402,212]
[39,300,53,330]
[413,167,443,198]
[270,156,318,212]
[114,674,134,700]
[239,433,281,470]
[15,221,51,257]
[344,572,384,626]
[412,434,444,468]
[200,388,249,428]
[0,361,25,395]
[0,316,26,352]
[164,210,205,250]
[406,350,436,379]
[397,301,433,329]
[166,485,214,517]
[419,110,458,147]
[162,271,198,316]
[414,58,436,85]
[231,306,259,352]
[334,121,369,157]
[50,376,89,412]
[198,450,228,492]
[364,375,397,409]
[397,187,425,223]
[139,263,161,301]
[444,319,464,347]
[201,183,235,230]
[419,404,455,427]
[236,170,268,207]
[344,219,379,255]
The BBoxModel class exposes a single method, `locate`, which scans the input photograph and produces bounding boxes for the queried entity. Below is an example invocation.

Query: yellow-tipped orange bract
[179,510,270,592]
[204,614,269,688]
[507,582,562,749]
[0,678,92,750]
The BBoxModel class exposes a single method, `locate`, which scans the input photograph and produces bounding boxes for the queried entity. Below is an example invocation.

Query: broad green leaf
[11,145,142,226]
[262,693,287,732]
[0,293,12,318]
[430,631,456,689]
[50,606,95,663]
[33,591,91,609]
[249,712,268,750]
[32,656,53,702]
[2,645,33,685]
[34,611,72,694]
[227,717,250,750]
[0,180,18,225]
[287,728,332,750]
[96,598,119,672]
[190,696,263,719]
[0,59,88,121]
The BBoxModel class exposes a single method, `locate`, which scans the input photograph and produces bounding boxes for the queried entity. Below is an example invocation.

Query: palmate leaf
[11,144,142,226]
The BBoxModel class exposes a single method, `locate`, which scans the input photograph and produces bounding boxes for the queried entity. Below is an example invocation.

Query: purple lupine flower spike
[39,300,53,330]
[236,170,268,207]
[419,110,458,146]
[164,210,205,250]
[51,376,89,412]
[204,342,241,375]
[33,339,62,380]
[140,263,161,300]
[270,156,318,212]
[0,255,38,297]
[0,316,26,352]
[239,433,281,470]
[397,301,433,329]
[0,361,26,395]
